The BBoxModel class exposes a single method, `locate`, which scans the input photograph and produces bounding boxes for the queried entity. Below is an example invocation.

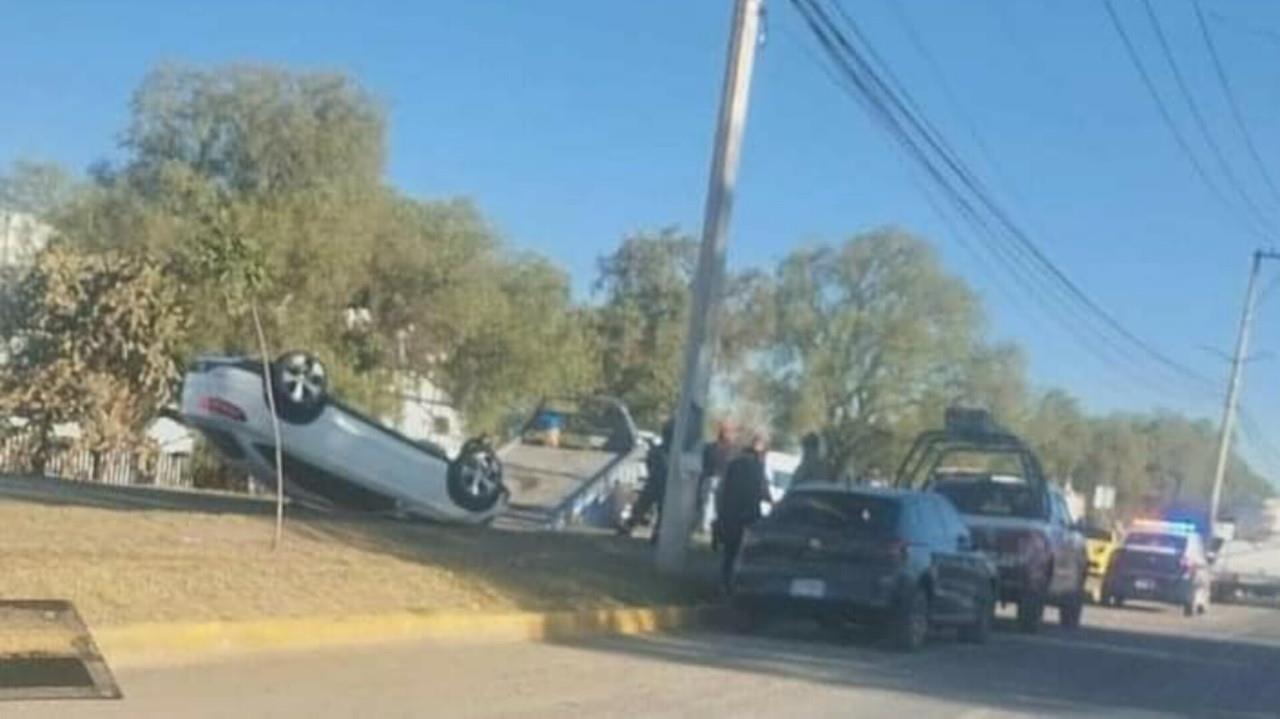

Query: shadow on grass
[294,514,720,612]
[551,612,1280,717]
[0,474,277,516]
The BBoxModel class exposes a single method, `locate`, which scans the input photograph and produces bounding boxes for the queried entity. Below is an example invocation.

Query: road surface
[9,601,1280,718]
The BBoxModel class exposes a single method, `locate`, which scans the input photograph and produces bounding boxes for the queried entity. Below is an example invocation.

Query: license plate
[1134,578,1155,591]
[789,578,826,599]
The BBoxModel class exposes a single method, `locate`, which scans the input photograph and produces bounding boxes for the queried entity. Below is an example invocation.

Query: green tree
[1023,389,1089,481]
[0,247,187,472]
[591,228,697,428]
[749,229,982,474]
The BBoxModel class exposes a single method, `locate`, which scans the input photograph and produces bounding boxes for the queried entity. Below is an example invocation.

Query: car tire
[891,585,930,652]
[446,437,506,513]
[1058,591,1084,629]
[1016,593,1045,633]
[268,351,328,424]
[959,586,994,644]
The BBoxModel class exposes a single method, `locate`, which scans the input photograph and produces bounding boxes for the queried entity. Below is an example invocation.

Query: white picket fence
[0,434,192,488]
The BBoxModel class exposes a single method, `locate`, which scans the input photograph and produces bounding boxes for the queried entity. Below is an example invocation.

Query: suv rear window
[768,492,901,535]
[932,479,1042,519]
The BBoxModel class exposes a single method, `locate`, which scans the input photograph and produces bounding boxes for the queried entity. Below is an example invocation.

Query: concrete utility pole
[656,0,763,573]
[1209,249,1280,536]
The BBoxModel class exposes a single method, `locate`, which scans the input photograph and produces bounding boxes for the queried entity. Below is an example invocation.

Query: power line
[788,0,1220,400]
[1101,0,1273,244]
[1191,0,1280,209]
[1140,0,1277,234]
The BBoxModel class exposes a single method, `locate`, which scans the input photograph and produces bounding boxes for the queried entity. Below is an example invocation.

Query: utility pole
[1209,249,1280,537]
[656,0,763,573]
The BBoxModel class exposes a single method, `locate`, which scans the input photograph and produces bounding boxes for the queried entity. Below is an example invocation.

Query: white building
[0,211,51,272]
[386,374,467,456]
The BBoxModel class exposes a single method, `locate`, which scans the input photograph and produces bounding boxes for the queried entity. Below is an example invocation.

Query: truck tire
[1017,593,1045,633]
[1058,591,1084,629]
[892,585,930,652]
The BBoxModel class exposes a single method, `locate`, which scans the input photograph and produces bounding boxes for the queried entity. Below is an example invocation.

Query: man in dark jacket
[618,419,674,539]
[715,433,773,592]
[698,421,736,537]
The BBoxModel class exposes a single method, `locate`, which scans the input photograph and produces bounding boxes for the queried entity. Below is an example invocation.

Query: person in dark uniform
[715,433,773,592]
[618,419,674,539]
[698,421,736,537]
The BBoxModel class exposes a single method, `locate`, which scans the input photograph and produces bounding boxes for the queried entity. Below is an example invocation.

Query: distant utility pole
[656,0,763,573]
[1209,248,1280,536]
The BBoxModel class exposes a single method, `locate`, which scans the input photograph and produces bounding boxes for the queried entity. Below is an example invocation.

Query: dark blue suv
[731,486,998,651]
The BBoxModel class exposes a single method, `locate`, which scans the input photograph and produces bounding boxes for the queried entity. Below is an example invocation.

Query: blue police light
[1131,519,1198,536]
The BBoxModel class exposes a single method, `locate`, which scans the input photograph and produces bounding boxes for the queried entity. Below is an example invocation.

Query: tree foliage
[746,229,982,472]
[1,62,1271,520]
[0,248,187,468]
[46,64,592,431]
[591,228,697,427]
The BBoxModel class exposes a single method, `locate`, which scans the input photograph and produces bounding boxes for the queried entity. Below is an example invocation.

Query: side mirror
[957,533,973,551]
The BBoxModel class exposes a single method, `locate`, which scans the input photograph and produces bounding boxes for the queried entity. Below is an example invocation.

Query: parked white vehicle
[180,352,507,524]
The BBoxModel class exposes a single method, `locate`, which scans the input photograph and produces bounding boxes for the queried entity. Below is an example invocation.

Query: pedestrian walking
[698,421,736,536]
[715,433,773,592]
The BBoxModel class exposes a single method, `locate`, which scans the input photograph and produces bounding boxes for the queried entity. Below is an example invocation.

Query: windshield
[768,492,901,536]
[933,479,1043,519]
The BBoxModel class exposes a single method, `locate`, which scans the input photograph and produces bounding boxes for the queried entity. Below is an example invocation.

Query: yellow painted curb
[94,605,719,668]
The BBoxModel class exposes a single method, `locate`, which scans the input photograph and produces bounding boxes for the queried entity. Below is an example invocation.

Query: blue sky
[4,1,1280,478]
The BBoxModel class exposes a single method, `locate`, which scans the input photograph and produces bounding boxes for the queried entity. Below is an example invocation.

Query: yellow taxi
[1082,524,1121,602]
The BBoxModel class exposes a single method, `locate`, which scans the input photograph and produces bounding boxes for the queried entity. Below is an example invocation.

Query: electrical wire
[1191,0,1280,210]
[1101,0,1273,244]
[1140,0,1277,235]
[787,0,1220,401]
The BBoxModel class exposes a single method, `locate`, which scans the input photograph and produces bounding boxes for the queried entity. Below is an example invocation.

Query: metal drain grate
[0,600,121,701]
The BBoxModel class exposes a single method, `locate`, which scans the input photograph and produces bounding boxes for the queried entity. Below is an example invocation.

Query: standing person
[789,432,827,490]
[716,433,773,592]
[698,421,736,535]
[618,419,673,539]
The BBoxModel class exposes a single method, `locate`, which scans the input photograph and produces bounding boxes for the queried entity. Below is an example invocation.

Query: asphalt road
[9,601,1280,719]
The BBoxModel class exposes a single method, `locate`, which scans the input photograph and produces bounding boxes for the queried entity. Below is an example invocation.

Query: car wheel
[891,585,930,652]
[1016,593,1045,633]
[446,436,506,513]
[1059,591,1084,629]
[959,586,994,644]
[269,351,328,424]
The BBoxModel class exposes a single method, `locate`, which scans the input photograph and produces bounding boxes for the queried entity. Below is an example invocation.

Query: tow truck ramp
[496,397,645,530]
